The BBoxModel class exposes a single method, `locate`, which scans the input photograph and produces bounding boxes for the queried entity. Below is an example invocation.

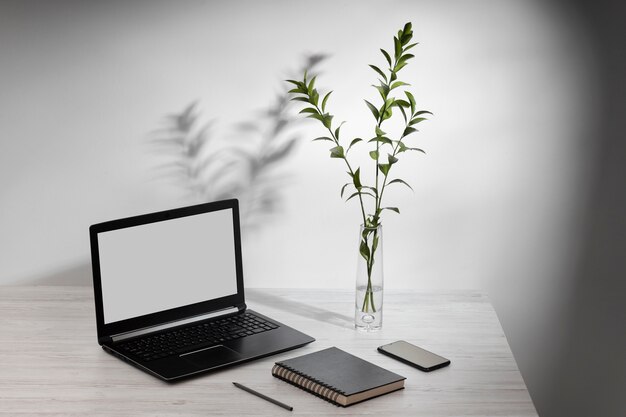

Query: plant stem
[375,119,382,221]
[374,48,413,216]
[360,226,379,313]
[375,120,412,208]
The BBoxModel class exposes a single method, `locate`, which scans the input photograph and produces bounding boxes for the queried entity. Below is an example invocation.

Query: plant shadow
[246,288,354,330]
[150,54,328,234]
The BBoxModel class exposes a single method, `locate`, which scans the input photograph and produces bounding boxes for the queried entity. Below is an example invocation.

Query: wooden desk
[0,287,537,416]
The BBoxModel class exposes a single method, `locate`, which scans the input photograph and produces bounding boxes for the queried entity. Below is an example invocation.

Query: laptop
[89,199,315,381]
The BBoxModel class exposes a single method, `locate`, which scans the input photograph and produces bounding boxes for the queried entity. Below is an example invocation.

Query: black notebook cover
[273,347,405,406]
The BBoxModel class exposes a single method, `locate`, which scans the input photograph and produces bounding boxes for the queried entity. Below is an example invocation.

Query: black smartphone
[378,340,451,372]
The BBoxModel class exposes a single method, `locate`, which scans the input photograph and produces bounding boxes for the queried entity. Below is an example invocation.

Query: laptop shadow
[245,289,353,330]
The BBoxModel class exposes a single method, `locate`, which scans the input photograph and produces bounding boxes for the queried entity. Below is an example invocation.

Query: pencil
[232,382,293,411]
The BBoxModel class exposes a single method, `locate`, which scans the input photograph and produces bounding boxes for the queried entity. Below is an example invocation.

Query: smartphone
[378,340,450,372]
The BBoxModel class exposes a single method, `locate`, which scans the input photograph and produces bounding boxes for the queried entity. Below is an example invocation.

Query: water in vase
[355,284,383,331]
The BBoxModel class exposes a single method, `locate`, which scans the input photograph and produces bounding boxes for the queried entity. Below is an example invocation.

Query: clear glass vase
[355,224,383,331]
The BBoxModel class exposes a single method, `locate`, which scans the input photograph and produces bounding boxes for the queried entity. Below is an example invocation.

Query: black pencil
[232,382,293,411]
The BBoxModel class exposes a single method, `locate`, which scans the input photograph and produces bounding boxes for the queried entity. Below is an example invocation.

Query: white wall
[0,1,605,415]
[0,0,596,287]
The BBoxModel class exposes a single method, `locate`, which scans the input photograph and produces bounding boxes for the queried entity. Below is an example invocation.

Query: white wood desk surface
[0,286,537,416]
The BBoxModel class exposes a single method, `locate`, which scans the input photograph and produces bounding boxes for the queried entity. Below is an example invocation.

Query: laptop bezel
[89,199,245,344]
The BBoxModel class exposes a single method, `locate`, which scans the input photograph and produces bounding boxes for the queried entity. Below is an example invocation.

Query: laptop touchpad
[181,345,242,369]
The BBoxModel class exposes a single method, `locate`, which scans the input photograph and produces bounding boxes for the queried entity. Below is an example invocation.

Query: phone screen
[379,340,450,370]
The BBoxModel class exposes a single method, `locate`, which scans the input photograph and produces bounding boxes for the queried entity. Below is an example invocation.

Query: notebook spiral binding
[272,363,346,407]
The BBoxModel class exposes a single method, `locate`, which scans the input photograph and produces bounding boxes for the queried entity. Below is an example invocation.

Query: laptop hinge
[99,336,113,345]
[109,306,240,343]
[237,302,247,312]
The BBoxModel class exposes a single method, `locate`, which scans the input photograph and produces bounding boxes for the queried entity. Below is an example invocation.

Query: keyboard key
[117,312,279,361]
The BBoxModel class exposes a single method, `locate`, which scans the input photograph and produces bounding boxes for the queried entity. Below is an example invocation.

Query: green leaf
[398,142,426,154]
[398,54,414,65]
[310,89,319,106]
[394,99,410,108]
[398,105,407,123]
[382,207,400,214]
[347,191,375,202]
[413,110,433,116]
[307,76,316,93]
[360,240,370,261]
[409,117,426,126]
[368,136,393,145]
[402,22,412,36]
[380,49,392,67]
[403,42,418,52]
[364,100,380,120]
[406,147,426,154]
[401,29,412,45]
[382,106,393,120]
[321,91,333,112]
[299,107,318,115]
[365,216,376,229]
[394,36,402,59]
[352,167,362,189]
[322,114,333,129]
[369,65,388,82]
[290,96,310,103]
[369,150,379,160]
[388,178,413,191]
[402,126,417,137]
[361,227,371,242]
[335,121,346,139]
[340,182,351,198]
[329,145,344,158]
[307,113,326,123]
[388,153,398,164]
[361,185,378,193]
[373,82,390,100]
[373,84,387,100]
[286,79,302,87]
[347,137,363,152]
[375,126,386,137]
[390,81,410,90]
[312,136,334,142]
[405,91,416,114]
[393,61,408,73]
[378,163,390,175]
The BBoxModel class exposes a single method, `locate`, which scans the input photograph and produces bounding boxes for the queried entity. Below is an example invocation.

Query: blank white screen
[98,208,238,324]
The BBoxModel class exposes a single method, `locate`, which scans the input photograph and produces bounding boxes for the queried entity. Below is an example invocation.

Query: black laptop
[89,199,314,381]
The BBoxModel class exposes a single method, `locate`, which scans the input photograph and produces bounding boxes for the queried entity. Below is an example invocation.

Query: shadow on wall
[150,54,327,232]
[537,2,626,416]
[21,55,327,286]
[23,262,92,286]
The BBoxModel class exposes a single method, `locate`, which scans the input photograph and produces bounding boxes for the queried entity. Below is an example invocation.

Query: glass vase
[355,224,383,331]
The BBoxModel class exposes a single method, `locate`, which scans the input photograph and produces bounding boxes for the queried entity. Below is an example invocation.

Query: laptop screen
[96,207,238,324]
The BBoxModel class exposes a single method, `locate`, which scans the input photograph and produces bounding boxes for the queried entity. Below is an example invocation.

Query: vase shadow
[246,289,354,330]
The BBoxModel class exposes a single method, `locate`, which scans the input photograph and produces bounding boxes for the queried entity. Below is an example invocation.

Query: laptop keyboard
[117,312,278,362]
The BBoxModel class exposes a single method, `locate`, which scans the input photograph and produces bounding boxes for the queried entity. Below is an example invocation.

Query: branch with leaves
[286,22,432,313]
[287,22,430,227]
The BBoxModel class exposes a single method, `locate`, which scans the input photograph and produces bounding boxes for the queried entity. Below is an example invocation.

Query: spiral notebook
[272,347,405,407]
